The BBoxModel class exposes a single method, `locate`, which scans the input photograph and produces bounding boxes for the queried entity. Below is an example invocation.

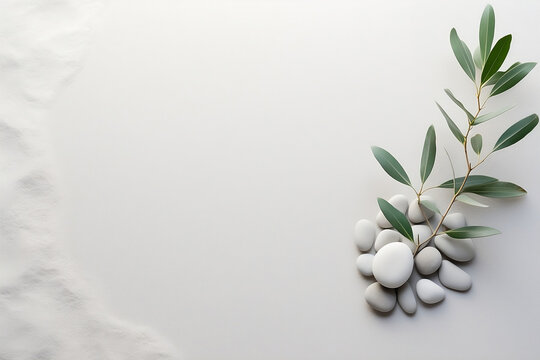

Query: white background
[48,1,540,359]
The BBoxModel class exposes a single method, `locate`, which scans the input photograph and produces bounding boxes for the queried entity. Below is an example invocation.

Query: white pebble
[374,229,402,252]
[372,242,414,289]
[408,195,435,223]
[414,247,442,275]
[376,194,409,228]
[434,234,475,262]
[354,219,377,251]
[365,282,396,312]
[416,279,445,304]
[442,213,467,229]
[439,260,472,291]
[356,254,374,277]
[397,282,417,314]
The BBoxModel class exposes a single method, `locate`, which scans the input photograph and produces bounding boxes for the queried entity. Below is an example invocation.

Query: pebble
[354,219,377,251]
[356,254,374,277]
[372,242,414,288]
[374,229,402,252]
[434,235,475,262]
[365,282,396,312]
[397,282,417,314]
[442,213,467,229]
[414,247,442,275]
[416,279,445,304]
[439,260,472,291]
[376,194,409,228]
[401,224,433,253]
[408,195,435,223]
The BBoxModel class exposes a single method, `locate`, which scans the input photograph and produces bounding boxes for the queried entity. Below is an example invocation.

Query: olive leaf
[481,34,512,84]
[438,175,498,191]
[420,199,441,214]
[444,89,475,123]
[456,194,489,207]
[493,114,539,151]
[479,4,495,64]
[471,134,482,154]
[420,125,436,183]
[450,28,476,82]
[491,62,537,96]
[473,105,514,125]
[377,198,414,242]
[463,181,527,198]
[445,225,500,239]
[485,62,520,86]
[436,102,465,143]
[473,47,483,69]
[371,146,411,186]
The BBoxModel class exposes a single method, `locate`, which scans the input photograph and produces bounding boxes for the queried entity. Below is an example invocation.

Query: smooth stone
[408,195,435,223]
[356,254,374,277]
[434,234,475,262]
[374,229,402,252]
[397,282,417,314]
[354,219,377,251]
[401,224,433,253]
[365,282,396,312]
[439,260,472,291]
[415,247,442,275]
[416,279,445,304]
[443,213,467,229]
[372,242,414,289]
[376,194,409,228]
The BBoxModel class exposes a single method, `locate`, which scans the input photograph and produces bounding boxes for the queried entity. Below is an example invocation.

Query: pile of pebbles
[355,194,474,314]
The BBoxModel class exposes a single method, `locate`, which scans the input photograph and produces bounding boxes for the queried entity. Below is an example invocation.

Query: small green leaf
[473,47,483,69]
[371,146,411,186]
[473,105,514,125]
[420,125,436,183]
[436,102,465,143]
[491,62,537,96]
[493,114,539,151]
[450,28,476,82]
[445,225,500,239]
[485,62,520,86]
[377,198,414,242]
[456,194,489,207]
[444,89,475,123]
[479,5,495,64]
[420,199,441,214]
[439,175,498,191]
[471,134,482,155]
[481,34,512,84]
[463,181,527,198]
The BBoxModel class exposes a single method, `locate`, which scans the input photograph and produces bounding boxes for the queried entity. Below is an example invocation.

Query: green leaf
[481,34,512,84]
[456,194,489,207]
[377,198,414,242]
[444,89,475,123]
[420,125,436,183]
[491,62,537,96]
[420,199,441,214]
[439,175,498,191]
[463,181,527,198]
[371,146,411,186]
[471,134,482,154]
[493,114,539,151]
[445,225,500,239]
[473,47,483,69]
[436,102,465,143]
[473,105,514,125]
[450,28,476,82]
[479,5,495,64]
[485,62,520,86]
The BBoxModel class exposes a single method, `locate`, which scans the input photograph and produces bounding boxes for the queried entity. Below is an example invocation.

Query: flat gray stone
[414,246,442,275]
[356,254,374,277]
[397,282,417,314]
[365,282,396,312]
[374,229,401,252]
[354,219,377,251]
[416,279,445,304]
[439,260,472,291]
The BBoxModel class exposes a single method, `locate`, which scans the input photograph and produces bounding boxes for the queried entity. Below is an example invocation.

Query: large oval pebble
[434,235,475,262]
[354,219,377,251]
[376,194,409,228]
[408,195,435,223]
[397,282,417,314]
[374,229,401,252]
[372,242,414,289]
[414,247,442,275]
[439,260,472,291]
[365,282,396,312]
[442,213,467,229]
[356,254,374,277]
[416,279,445,304]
